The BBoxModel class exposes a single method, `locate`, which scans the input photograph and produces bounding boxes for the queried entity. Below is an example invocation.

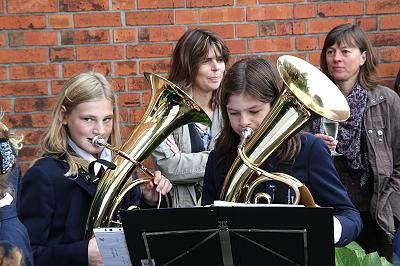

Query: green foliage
[335,242,393,266]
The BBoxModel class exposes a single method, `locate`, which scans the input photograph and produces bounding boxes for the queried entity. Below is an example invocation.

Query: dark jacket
[201,133,362,247]
[365,85,400,237]
[18,157,143,266]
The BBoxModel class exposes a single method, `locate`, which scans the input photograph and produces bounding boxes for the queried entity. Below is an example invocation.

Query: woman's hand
[88,237,104,266]
[314,133,338,151]
[166,135,180,154]
[142,171,172,206]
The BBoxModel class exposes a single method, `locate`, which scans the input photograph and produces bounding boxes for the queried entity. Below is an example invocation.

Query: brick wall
[0,0,399,172]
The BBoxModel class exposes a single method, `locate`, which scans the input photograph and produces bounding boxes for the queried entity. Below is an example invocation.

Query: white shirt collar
[0,193,13,208]
[67,137,112,175]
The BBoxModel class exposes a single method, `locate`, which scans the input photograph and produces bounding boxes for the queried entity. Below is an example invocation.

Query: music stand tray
[121,206,334,266]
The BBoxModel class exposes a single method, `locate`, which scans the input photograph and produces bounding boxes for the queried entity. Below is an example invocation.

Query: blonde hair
[41,71,121,176]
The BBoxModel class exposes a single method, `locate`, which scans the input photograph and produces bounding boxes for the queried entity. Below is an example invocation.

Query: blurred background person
[151,29,230,207]
[0,116,33,266]
[310,23,400,261]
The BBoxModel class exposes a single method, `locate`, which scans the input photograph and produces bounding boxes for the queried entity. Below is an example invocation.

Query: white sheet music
[94,227,132,266]
[212,200,305,207]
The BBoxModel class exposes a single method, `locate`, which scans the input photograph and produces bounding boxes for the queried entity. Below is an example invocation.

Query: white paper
[94,227,132,266]
[212,200,305,207]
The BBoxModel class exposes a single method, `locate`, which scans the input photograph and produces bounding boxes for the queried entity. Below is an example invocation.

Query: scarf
[312,84,370,188]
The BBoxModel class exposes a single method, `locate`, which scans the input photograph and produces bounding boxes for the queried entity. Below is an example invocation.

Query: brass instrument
[85,73,211,239]
[220,55,350,205]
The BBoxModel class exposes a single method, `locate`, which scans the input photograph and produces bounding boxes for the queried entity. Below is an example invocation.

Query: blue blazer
[201,133,362,247]
[18,157,143,266]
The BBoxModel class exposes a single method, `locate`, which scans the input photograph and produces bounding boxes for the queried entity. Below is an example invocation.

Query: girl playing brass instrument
[201,58,362,247]
[18,72,172,266]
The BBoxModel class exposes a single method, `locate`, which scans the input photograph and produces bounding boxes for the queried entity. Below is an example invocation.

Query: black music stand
[121,206,334,266]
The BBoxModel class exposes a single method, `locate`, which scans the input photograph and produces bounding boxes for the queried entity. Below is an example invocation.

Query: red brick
[249,38,292,53]
[7,0,57,13]
[15,130,44,145]
[0,15,45,30]
[0,99,11,112]
[119,109,129,124]
[10,65,59,80]
[309,52,321,66]
[308,18,353,34]
[137,0,184,9]
[0,33,5,47]
[260,22,297,36]
[0,1,3,12]
[294,4,316,19]
[293,21,306,35]
[380,48,400,63]
[0,66,6,80]
[110,78,125,92]
[200,8,245,23]
[259,0,302,3]
[295,36,317,50]
[187,0,232,7]
[76,45,124,60]
[139,59,171,74]
[126,11,173,26]
[380,16,400,30]
[18,147,41,164]
[50,80,66,95]
[235,23,257,38]
[115,61,137,76]
[15,97,58,112]
[226,39,246,54]
[237,0,256,5]
[138,27,185,42]
[127,76,148,91]
[188,24,234,39]
[0,48,47,63]
[129,108,146,125]
[377,63,399,77]
[62,62,112,78]
[317,2,363,17]
[9,31,58,46]
[366,0,400,15]
[48,14,73,29]
[112,0,135,10]
[74,13,121,28]
[369,32,400,47]
[61,30,109,45]
[356,17,377,31]
[247,5,292,21]
[0,81,48,96]
[118,92,141,107]
[50,47,74,62]
[4,113,51,128]
[127,43,173,58]
[113,29,137,43]
[60,0,108,11]
[175,10,198,25]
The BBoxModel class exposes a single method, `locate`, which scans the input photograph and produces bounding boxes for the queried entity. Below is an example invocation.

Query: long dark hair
[216,58,301,162]
[169,28,230,108]
[320,23,379,90]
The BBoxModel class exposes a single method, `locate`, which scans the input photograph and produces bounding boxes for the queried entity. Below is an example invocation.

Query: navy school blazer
[18,157,145,266]
[201,133,362,247]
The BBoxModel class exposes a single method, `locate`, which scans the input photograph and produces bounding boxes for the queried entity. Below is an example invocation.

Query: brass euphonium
[220,55,350,205]
[85,73,211,239]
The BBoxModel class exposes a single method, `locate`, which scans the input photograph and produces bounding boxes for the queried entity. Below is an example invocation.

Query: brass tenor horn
[85,73,211,239]
[220,55,350,205]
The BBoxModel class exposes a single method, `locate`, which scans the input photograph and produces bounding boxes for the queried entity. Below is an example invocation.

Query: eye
[103,117,113,123]
[202,58,211,64]
[216,57,224,63]
[228,111,238,116]
[342,49,351,54]
[83,117,93,122]
[326,49,334,56]
[249,110,259,114]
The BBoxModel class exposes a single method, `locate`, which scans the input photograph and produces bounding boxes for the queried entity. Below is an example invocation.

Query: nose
[210,59,220,71]
[239,114,251,129]
[93,122,106,136]
[333,50,343,62]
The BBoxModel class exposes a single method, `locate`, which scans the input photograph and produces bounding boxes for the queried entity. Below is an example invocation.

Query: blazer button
[377,130,383,136]
[379,96,384,100]
[368,130,373,134]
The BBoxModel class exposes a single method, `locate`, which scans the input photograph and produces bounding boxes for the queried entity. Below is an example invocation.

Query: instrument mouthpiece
[92,136,105,147]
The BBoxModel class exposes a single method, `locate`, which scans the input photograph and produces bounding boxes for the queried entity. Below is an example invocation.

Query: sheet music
[94,227,132,266]
[212,200,305,207]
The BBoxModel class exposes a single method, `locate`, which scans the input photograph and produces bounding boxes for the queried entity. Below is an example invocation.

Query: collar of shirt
[67,137,112,175]
[0,193,13,208]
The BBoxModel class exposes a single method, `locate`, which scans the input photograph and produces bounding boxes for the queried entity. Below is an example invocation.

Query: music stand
[121,206,334,266]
